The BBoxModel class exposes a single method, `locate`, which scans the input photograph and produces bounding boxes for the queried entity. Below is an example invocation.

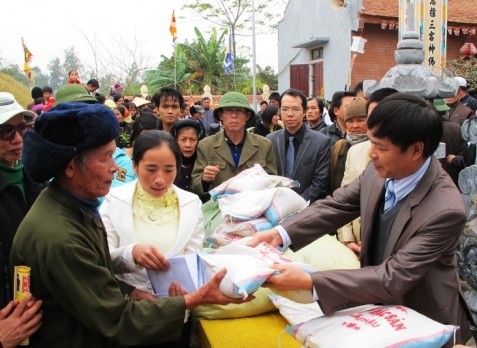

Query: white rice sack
[264,187,308,225]
[288,305,457,348]
[269,294,324,325]
[203,240,318,302]
[219,189,276,221]
[206,230,244,248]
[214,218,274,237]
[209,164,298,199]
[229,239,318,303]
[199,253,275,299]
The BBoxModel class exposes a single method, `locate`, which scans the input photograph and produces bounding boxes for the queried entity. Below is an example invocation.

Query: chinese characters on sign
[399,0,447,76]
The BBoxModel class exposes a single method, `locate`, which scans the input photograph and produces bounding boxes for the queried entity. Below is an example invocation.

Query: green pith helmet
[213,92,255,121]
[55,85,97,105]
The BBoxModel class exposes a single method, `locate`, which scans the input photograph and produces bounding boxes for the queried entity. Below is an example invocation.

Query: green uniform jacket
[10,182,186,348]
[191,131,277,195]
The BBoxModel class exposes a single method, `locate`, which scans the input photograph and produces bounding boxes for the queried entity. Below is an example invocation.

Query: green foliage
[257,65,278,91]
[144,27,258,95]
[448,57,477,89]
[0,64,30,87]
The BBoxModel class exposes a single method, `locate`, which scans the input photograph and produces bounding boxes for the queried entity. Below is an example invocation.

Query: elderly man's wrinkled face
[0,114,27,167]
[67,140,118,200]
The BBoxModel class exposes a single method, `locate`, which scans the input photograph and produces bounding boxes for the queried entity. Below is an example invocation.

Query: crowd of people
[1,71,477,347]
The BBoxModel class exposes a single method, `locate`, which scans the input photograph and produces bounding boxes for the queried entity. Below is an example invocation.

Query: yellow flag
[169,10,178,43]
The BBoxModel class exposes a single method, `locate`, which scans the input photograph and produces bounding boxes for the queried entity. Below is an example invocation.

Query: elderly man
[10,102,249,347]
[251,93,472,347]
[191,92,277,198]
[455,76,477,112]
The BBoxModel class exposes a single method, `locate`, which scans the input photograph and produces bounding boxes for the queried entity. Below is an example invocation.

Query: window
[311,47,323,60]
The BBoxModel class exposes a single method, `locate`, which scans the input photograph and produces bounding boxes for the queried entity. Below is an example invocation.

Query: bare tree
[79,29,154,94]
[182,0,286,56]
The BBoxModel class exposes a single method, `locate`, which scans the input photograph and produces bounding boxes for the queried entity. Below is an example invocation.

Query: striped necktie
[383,179,395,213]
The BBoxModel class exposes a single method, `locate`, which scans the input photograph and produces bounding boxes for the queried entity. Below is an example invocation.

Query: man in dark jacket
[10,102,249,347]
[0,92,45,309]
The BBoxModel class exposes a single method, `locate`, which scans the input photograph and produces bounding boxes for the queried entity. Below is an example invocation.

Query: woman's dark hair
[132,130,182,173]
[261,105,279,126]
[367,93,442,157]
[130,113,162,143]
[113,94,123,103]
[114,106,126,117]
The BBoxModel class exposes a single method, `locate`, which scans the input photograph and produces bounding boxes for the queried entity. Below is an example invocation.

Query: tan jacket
[191,131,277,195]
[338,140,371,243]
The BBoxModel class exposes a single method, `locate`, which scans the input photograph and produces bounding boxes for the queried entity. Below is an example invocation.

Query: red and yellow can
[14,265,31,345]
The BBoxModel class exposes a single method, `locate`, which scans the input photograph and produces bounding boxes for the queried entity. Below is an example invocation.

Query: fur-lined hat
[23,102,119,182]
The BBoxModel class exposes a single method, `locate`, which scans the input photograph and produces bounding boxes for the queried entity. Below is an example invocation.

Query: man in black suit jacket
[267,89,331,202]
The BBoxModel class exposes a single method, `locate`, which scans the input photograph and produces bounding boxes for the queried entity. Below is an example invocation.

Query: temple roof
[361,0,477,24]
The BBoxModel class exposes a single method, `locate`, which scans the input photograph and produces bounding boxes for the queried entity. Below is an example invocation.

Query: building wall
[279,0,477,99]
[278,0,357,100]
[351,24,398,88]
[351,24,474,87]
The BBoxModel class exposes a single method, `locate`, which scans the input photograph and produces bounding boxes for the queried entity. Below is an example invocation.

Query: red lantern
[460,43,477,58]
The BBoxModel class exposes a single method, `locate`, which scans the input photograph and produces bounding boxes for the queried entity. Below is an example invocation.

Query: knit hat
[170,119,202,138]
[344,97,367,121]
[213,92,254,121]
[0,92,37,125]
[23,102,119,182]
[55,85,98,105]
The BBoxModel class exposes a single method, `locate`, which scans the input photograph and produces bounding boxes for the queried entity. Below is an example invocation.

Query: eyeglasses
[280,108,303,115]
[222,108,246,115]
[0,123,30,141]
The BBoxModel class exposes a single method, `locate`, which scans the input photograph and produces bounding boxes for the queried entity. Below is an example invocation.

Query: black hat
[23,102,119,182]
[170,119,202,138]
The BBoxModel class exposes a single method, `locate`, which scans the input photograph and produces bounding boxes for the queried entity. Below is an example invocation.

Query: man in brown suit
[251,93,471,346]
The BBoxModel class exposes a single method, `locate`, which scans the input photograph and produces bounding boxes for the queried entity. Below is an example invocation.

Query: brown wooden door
[290,64,309,96]
[313,62,324,97]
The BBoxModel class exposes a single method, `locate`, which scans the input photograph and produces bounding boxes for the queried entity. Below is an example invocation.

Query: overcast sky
[1,0,280,79]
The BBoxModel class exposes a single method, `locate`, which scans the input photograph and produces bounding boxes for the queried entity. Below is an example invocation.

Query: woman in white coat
[100,130,204,294]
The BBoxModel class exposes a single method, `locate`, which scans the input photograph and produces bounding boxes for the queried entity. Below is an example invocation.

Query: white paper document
[147,253,206,297]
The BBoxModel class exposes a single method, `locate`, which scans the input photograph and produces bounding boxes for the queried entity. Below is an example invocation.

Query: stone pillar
[262,84,270,103]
